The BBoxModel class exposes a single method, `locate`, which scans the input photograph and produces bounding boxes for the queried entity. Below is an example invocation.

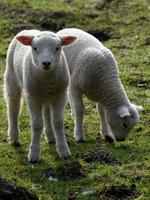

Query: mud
[82,145,121,165]
[0,177,39,200]
[99,184,140,200]
[44,161,85,180]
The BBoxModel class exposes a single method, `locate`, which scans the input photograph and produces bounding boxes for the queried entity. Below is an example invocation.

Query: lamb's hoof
[28,146,40,163]
[59,151,71,159]
[105,135,114,143]
[28,159,40,164]
[75,138,86,143]
[74,135,86,143]
[47,141,55,144]
[57,145,71,159]
[45,134,55,144]
[12,143,21,147]
[11,140,20,147]
[46,137,55,144]
[28,156,40,163]
[10,137,20,147]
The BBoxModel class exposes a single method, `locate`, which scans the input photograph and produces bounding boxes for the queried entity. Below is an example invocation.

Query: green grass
[0,0,150,199]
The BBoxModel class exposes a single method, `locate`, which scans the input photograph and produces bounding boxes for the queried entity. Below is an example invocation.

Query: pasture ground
[0,0,149,199]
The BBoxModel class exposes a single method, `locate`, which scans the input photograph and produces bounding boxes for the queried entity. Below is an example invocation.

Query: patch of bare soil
[0,3,118,41]
[44,161,85,180]
[82,145,121,165]
[0,177,39,200]
[99,184,140,200]
[86,27,120,41]
[128,79,150,89]
[144,37,150,45]
[0,3,74,34]
[63,0,74,3]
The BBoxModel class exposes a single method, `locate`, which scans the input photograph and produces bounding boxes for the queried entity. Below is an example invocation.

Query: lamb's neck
[102,80,130,110]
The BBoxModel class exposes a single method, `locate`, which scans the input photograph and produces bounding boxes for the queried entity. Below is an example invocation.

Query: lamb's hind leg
[97,102,114,141]
[43,105,55,143]
[69,86,85,142]
[4,81,21,146]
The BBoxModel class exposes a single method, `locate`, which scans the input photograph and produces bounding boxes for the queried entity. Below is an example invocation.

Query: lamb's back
[58,28,105,71]
[58,28,121,103]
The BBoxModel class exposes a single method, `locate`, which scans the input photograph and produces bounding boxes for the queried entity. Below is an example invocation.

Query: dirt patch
[29,11,73,30]
[0,3,74,34]
[82,145,121,165]
[0,3,116,42]
[128,78,150,89]
[0,177,39,200]
[8,24,36,35]
[85,13,99,19]
[44,161,85,180]
[95,0,122,11]
[142,109,150,115]
[99,184,140,200]
[144,37,150,45]
[64,0,74,3]
[86,28,120,41]
[95,1,111,10]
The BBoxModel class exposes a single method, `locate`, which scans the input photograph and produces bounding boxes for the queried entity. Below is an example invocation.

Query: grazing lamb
[4,29,76,162]
[57,28,143,142]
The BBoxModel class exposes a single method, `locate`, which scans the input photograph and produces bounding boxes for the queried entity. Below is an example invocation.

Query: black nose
[42,62,51,70]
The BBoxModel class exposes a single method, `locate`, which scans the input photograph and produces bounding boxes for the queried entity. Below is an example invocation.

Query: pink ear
[61,36,77,46]
[16,35,33,45]
[118,106,130,118]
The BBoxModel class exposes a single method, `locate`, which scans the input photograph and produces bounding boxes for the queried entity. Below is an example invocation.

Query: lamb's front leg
[97,102,114,141]
[70,86,85,142]
[51,96,71,158]
[27,98,43,162]
[43,105,55,143]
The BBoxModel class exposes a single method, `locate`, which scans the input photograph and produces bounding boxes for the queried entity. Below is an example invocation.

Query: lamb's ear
[118,106,130,118]
[132,104,143,113]
[16,35,34,46]
[60,36,77,46]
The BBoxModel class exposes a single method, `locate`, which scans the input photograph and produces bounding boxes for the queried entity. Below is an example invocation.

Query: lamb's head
[16,31,76,71]
[107,104,143,141]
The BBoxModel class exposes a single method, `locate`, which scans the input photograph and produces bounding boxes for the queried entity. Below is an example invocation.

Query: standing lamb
[4,30,76,162]
[57,28,143,142]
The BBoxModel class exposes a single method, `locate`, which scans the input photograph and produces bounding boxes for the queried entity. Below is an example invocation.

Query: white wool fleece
[57,28,143,142]
[4,29,76,162]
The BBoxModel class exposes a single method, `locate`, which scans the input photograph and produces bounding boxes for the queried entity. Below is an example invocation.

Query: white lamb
[57,28,143,142]
[4,29,76,162]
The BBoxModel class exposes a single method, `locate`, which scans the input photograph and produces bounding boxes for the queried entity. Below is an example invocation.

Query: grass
[0,0,150,199]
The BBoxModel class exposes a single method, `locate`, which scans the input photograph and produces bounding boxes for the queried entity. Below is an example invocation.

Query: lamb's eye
[56,47,59,51]
[123,122,128,128]
[33,47,37,51]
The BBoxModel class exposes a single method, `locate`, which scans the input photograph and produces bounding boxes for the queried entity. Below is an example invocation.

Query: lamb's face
[16,31,77,72]
[107,104,142,141]
[31,34,61,71]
